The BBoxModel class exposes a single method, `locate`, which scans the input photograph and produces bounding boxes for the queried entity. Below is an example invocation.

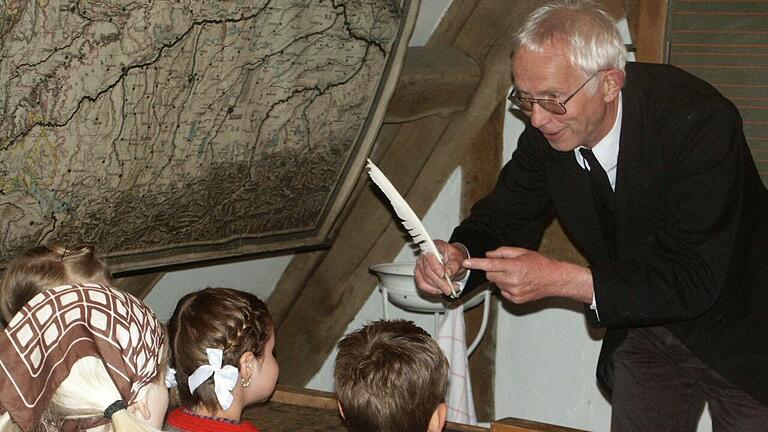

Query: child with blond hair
[0,283,169,432]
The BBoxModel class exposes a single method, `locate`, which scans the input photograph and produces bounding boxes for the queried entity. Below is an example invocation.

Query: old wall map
[0,0,415,272]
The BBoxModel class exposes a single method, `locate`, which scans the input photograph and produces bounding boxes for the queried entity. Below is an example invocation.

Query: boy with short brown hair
[334,319,449,432]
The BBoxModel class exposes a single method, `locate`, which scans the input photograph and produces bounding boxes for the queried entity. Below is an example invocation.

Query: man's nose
[529,103,551,128]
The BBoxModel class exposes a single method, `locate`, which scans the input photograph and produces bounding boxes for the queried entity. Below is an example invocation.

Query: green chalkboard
[668,0,768,187]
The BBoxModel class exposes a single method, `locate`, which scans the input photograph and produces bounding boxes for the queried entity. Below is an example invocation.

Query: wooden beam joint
[384,46,481,123]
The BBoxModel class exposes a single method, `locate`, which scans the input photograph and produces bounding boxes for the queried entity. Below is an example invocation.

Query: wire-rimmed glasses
[508,70,603,115]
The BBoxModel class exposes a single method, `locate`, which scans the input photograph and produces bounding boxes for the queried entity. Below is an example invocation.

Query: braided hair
[167,287,272,412]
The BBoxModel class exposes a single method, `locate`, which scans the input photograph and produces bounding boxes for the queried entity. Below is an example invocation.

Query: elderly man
[415,1,768,430]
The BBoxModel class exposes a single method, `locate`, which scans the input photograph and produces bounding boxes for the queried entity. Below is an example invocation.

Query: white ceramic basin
[370,262,485,313]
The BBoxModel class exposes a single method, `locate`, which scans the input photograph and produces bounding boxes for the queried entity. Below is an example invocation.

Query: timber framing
[632,0,668,63]
[271,0,541,399]
[460,99,505,419]
[385,46,481,123]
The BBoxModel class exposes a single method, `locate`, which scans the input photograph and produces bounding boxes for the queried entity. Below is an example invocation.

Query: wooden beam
[466,298,497,419]
[255,386,591,432]
[271,384,338,410]
[275,114,450,385]
[460,101,504,218]
[246,384,489,431]
[599,0,626,21]
[624,0,640,47]
[267,250,327,329]
[274,0,542,387]
[634,0,668,63]
[112,272,163,300]
[460,100,505,421]
[491,417,589,432]
[384,47,481,123]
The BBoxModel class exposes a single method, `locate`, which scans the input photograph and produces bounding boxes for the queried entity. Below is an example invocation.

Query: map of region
[0,0,413,272]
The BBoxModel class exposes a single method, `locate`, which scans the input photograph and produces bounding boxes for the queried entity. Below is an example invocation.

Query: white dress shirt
[576,93,623,319]
[455,94,623,315]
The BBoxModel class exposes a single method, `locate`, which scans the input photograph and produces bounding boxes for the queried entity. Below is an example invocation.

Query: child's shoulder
[166,408,261,432]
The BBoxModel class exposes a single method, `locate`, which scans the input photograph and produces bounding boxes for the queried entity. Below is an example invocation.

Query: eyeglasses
[508,71,602,115]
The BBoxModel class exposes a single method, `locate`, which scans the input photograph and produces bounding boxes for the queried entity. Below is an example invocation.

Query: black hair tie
[103,400,127,420]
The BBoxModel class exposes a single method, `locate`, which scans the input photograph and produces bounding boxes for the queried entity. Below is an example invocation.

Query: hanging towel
[436,306,477,425]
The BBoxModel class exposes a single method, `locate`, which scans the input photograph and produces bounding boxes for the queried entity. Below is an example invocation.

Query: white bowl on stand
[370,262,491,356]
[369,262,485,312]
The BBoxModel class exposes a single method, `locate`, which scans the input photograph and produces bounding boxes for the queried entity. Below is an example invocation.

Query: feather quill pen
[366,159,458,297]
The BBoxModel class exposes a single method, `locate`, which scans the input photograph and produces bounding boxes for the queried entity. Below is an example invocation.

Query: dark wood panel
[243,385,487,432]
[669,32,768,45]
[491,417,589,432]
[668,0,768,185]
[672,0,768,13]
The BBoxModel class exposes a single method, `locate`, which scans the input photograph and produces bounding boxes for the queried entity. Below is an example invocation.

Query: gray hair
[514,0,627,91]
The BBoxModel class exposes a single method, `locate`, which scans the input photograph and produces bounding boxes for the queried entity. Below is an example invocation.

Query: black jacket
[451,62,768,406]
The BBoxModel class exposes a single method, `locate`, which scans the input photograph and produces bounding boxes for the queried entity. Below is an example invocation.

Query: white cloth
[436,307,477,425]
[187,348,239,410]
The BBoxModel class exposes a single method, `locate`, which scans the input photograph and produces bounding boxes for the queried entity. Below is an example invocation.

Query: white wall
[408,0,452,46]
[143,2,715,430]
[143,255,292,321]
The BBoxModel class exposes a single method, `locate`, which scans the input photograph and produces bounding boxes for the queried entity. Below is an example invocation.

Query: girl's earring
[241,377,251,387]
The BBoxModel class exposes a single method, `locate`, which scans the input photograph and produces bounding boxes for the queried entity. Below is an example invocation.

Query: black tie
[579,148,616,251]
[579,148,614,212]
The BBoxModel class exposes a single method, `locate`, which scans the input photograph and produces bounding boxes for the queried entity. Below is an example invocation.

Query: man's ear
[601,68,625,102]
[337,401,346,419]
[428,402,447,432]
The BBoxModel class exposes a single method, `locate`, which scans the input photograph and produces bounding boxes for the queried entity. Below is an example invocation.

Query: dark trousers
[610,326,768,431]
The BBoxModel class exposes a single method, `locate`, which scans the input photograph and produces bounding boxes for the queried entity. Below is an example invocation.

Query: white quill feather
[366,159,457,297]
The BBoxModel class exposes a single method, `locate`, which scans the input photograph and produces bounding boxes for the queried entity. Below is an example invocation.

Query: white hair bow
[165,367,177,388]
[188,348,239,410]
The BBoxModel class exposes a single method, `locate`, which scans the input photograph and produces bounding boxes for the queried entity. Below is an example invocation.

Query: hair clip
[188,348,239,410]
[103,400,127,420]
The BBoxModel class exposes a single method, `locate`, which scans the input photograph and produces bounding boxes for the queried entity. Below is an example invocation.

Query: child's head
[1,243,111,326]
[334,320,449,432]
[0,283,168,432]
[168,287,277,415]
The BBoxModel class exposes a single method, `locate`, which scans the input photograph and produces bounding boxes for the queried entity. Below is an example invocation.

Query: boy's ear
[428,402,447,432]
[337,401,346,419]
